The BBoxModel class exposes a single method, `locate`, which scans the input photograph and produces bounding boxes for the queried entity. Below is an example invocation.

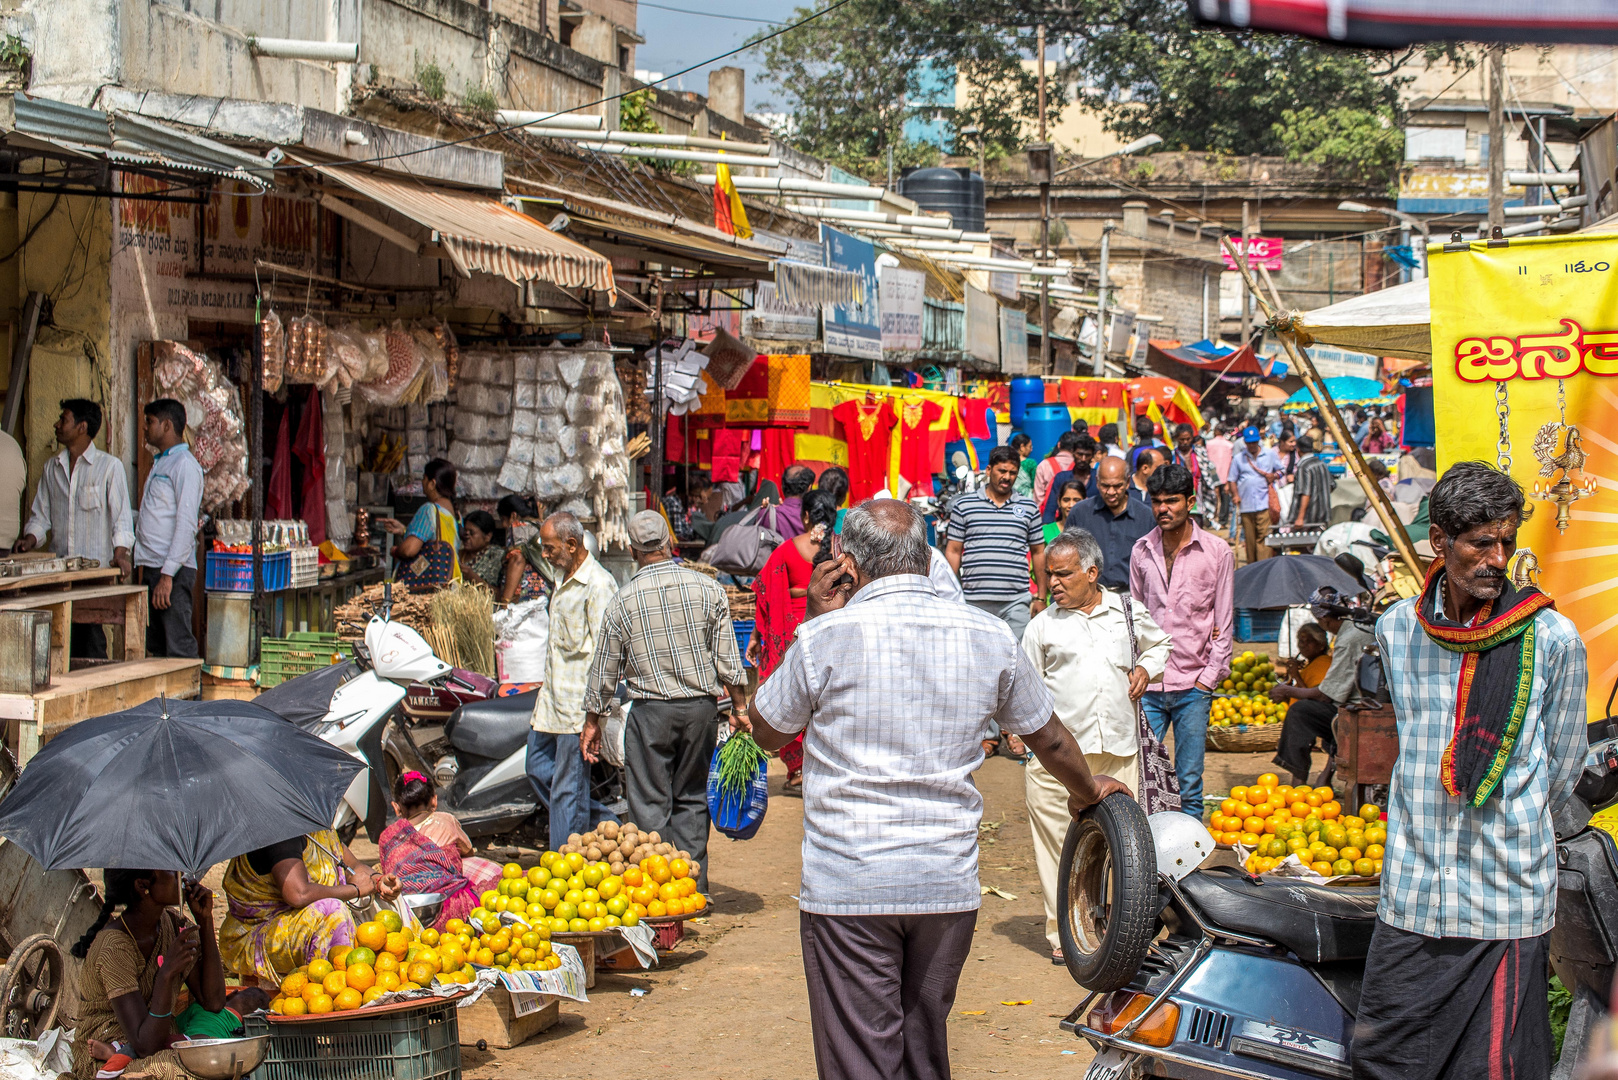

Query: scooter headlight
[1090,991,1180,1049]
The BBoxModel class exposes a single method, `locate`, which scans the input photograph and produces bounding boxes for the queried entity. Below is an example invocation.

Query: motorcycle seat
[444,690,538,761]
[1178,866,1381,963]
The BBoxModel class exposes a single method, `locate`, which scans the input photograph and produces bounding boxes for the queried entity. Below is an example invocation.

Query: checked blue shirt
[1375,594,1587,940]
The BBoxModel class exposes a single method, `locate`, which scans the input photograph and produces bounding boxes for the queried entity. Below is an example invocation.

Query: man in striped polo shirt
[943,445,1047,643]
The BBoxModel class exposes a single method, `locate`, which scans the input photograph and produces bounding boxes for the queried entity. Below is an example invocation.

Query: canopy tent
[1282,376,1395,412]
[1147,339,1275,378]
[1294,278,1431,362]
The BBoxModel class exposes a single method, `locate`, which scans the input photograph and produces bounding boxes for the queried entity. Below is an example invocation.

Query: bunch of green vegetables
[716,733,769,794]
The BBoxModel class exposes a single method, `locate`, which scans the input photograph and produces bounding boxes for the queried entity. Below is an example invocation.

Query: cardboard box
[457,985,560,1050]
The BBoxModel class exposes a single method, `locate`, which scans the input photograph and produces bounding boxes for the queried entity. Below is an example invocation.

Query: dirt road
[460,754,1107,1079]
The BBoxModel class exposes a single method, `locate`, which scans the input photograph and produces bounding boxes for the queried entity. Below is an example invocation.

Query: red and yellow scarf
[1415,559,1554,807]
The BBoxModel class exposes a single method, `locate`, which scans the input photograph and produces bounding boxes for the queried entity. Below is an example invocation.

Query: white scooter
[254,610,451,843]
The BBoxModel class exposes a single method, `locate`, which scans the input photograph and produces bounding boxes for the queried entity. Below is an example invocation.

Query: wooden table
[0,658,202,765]
[0,582,149,677]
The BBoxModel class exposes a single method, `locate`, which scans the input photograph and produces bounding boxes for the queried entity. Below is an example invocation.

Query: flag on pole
[712,138,752,239]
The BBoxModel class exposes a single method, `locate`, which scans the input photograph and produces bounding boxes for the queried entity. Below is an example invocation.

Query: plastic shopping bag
[706,738,769,840]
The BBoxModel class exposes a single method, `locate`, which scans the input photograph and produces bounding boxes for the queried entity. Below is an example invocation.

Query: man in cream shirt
[1021,526,1171,962]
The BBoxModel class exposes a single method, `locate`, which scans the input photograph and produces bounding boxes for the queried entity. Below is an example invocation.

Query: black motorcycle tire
[1057,792,1159,993]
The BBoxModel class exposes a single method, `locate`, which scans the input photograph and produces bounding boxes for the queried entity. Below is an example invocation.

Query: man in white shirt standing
[527,511,620,850]
[134,399,204,658]
[1021,526,1171,962]
[16,399,133,658]
[745,501,1125,1080]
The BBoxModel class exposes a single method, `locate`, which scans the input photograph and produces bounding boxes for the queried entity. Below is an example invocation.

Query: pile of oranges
[471,853,705,941]
[268,910,490,1016]
[1206,772,1389,878]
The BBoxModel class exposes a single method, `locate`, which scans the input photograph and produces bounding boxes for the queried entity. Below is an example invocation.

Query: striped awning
[310,164,615,296]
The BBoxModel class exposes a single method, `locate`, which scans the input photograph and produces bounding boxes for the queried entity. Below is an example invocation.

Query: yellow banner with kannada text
[1432,231,1618,721]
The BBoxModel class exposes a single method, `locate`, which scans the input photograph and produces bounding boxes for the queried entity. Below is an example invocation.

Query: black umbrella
[1233,554,1362,610]
[0,698,364,875]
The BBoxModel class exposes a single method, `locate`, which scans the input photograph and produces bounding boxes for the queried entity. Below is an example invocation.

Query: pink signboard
[1221,236,1284,272]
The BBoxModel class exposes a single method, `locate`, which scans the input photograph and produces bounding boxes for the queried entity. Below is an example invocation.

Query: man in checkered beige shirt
[744,500,1127,1080]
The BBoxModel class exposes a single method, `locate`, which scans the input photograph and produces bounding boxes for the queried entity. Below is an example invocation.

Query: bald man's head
[1096,455,1131,511]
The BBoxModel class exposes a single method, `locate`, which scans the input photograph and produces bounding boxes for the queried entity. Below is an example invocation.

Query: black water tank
[899,167,985,233]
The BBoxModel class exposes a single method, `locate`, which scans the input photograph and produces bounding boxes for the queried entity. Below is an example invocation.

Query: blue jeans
[525,729,617,851]
[1141,688,1211,819]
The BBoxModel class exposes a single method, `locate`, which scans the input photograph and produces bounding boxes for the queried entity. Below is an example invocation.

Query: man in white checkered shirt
[1353,462,1586,1080]
[744,500,1127,1080]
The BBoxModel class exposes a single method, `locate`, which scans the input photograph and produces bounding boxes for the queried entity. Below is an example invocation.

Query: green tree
[750,0,1058,179]
[1274,106,1405,192]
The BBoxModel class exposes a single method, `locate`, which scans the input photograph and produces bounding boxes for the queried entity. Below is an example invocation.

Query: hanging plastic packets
[260,311,285,393]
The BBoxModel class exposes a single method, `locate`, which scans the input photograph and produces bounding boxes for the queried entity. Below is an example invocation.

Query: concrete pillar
[1122,200,1149,238]
[572,13,617,65]
[708,66,745,123]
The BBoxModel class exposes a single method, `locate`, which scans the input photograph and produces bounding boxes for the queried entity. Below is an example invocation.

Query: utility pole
[1036,23,1051,375]
[1093,222,1114,375]
[1488,44,1506,231]
[1239,201,1252,345]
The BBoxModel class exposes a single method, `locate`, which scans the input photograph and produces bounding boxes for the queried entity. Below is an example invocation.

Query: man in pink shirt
[1128,461,1234,819]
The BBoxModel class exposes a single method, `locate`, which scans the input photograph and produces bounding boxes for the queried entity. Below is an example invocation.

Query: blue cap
[1242,426,1262,442]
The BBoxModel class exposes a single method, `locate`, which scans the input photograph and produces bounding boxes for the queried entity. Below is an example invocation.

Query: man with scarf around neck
[1351,462,1586,1080]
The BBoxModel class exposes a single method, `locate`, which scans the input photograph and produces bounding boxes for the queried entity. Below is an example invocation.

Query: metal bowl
[171,1036,268,1080]
[403,891,444,927]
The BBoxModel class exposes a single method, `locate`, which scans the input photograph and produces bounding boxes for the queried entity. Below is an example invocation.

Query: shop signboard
[1432,230,1618,723]
[744,284,820,341]
[1307,344,1380,380]
[1221,236,1284,272]
[879,267,926,351]
[964,284,999,368]
[1000,306,1028,374]
[113,176,334,322]
[821,225,882,361]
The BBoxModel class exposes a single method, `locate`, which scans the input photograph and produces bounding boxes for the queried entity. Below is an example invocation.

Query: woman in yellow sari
[217,830,400,985]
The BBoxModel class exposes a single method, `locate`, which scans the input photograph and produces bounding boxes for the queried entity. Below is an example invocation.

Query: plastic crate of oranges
[1206,772,1388,877]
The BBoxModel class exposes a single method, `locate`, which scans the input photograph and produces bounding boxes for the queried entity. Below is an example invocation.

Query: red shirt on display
[897,398,944,497]
[831,399,897,501]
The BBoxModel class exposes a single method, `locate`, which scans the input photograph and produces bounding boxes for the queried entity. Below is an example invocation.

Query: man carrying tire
[1351,462,1586,1080]
[739,500,1128,1080]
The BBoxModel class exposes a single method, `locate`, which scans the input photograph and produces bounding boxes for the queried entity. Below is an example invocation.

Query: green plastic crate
[256,632,353,689]
[243,999,460,1080]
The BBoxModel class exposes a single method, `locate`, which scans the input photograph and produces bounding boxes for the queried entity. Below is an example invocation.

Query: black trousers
[800,910,978,1080]
[1353,919,1551,1080]
[624,697,718,891]
[139,565,199,659]
[1274,697,1338,783]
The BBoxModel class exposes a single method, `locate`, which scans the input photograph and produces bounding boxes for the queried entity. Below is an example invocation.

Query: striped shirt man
[1290,450,1335,527]
[944,489,1043,602]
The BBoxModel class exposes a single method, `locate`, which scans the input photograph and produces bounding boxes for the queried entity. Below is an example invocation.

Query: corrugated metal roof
[9,93,274,187]
[310,163,615,296]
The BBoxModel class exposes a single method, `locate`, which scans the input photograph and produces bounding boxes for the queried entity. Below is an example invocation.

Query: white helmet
[1149,812,1216,882]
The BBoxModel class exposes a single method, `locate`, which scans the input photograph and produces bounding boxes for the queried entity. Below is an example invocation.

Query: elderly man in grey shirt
[743,500,1127,1080]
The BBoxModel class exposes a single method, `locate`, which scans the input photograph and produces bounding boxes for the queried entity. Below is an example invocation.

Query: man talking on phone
[740,499,1125,1080]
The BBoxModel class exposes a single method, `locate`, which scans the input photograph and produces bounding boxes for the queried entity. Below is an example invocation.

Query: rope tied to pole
[1267,310,1315,347]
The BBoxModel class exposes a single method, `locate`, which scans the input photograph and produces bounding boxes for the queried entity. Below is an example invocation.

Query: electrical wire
[637,2,786,24]
[262,0,855,176]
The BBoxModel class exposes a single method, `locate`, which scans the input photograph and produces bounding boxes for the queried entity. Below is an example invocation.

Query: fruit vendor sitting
[217,830,401,985]
[69,870,226,1080]
[1269,587,1375,787]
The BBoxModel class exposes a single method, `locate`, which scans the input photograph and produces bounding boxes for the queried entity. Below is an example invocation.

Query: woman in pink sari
[377,772,503,930]
[744,490,837,789]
